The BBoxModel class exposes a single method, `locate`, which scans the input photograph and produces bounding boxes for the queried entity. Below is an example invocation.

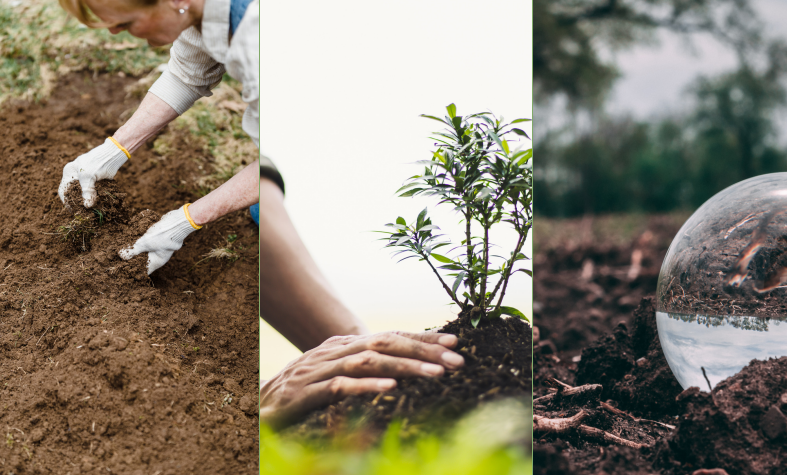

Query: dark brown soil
[284,313,532,447]
[534,215,787,475]
[0,73,260,474]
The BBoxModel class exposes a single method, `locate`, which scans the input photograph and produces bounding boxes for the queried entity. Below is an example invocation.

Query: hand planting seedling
[380,104,532,327]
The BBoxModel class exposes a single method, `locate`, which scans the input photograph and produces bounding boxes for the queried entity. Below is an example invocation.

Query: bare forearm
[188,160,260,226]
[113,93,179,153]
[257,179,368,351]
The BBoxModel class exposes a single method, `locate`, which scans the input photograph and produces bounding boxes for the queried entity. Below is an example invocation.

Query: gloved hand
[58,137,130,208]
[119,205,201,275]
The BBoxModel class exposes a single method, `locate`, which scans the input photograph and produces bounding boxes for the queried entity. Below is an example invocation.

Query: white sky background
[258,1,533,378]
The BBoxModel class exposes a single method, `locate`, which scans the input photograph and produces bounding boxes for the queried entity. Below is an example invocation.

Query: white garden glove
[58,137,130,208]
[119,205,201,275]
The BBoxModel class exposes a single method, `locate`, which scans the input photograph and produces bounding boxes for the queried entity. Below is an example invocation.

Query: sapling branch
[491,231,527,311]
[382,104,531,321]
[420,251,462,307]
[465,208,477,302]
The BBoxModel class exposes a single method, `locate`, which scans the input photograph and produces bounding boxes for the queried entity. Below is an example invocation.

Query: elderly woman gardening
[55,0,465,425]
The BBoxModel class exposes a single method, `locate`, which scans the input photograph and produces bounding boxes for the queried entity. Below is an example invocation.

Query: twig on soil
[36,327,49,346]
[701,366,712,392]
[577,424,646,449]
[534,411,647,449]
[600,401,676,430]
[546,377,573,390]
[534,410,588,433]
[533,383,602,405]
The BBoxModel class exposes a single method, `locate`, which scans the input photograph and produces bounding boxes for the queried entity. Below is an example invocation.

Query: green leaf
[515,269,533,277]
[471,314,481,328]
[512,128,530,139]
[418,224,439,232]
[501,139,510,155]
[511,118,531,124]
[396,216,406,226]
[452,271,466,295]
[416,208,428,230]
[399,188,424,197]
[395,236,410,246]
[446,103,457,119]
[439,264,465,271]
[488,130,504,150]
[430,253,453,264]
[499,306,529,322]
[420,114,450,125]
[515,149,533,166]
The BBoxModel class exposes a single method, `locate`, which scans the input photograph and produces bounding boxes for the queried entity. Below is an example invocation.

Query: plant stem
[479,210,490,309]
[421,251,462,307]
[490,201,528,309]
[465,207,476,301]
[490,230,527,311]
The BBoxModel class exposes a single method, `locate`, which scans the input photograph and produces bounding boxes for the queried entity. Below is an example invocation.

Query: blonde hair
[58,0,158,28]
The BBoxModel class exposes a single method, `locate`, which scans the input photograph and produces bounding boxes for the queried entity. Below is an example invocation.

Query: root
[576,425,646,449]
[600,401,676,430]
[533,383,602,405]
[534,410,588,433]
[534,410,646,449]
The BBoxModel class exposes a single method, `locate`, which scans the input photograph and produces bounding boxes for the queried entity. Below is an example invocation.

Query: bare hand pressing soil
[0,73,259,474]
[283,314,531,447]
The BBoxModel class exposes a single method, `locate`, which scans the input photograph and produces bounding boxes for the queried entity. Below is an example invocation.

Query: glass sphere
[656,173,787,390]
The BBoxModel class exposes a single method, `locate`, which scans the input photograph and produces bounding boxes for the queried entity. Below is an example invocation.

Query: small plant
[55,213,96,251]
[380,104,532,327]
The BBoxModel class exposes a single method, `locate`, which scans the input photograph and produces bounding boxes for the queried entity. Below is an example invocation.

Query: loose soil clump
[534,215,787,474]
[284,313,532,447]
[0,73,260,474]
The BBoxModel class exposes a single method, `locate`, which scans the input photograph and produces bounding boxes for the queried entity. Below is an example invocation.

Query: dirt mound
[0,73,259,474]
[574,299,683,418]
[656,358,787,475]
[534,215,681,359]
[284,314,531,446]
[535,218,787,474]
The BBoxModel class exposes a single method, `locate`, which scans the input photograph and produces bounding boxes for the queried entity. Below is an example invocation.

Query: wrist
[186,200,212,227]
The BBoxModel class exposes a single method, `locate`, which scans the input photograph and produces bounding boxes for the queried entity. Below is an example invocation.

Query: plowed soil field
[0,73,259,474]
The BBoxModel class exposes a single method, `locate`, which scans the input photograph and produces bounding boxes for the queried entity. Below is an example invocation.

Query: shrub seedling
[380,104,532,327]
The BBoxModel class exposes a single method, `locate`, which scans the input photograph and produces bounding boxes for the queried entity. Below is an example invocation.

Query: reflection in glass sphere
[656,173,787,390]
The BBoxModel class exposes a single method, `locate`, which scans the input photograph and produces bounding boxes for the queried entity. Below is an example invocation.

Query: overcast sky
[606,0,787,119]
[259,0,532,377]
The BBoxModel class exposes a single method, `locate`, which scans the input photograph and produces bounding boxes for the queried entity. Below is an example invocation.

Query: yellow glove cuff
[108,136,131,160]
[183,203,203,230]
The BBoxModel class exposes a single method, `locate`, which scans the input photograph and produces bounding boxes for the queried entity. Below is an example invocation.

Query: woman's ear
[170,0,191,13]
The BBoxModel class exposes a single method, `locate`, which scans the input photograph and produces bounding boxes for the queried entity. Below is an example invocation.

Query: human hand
[58,138,130,208]
[259,331,465,429]
[119,205,200,275]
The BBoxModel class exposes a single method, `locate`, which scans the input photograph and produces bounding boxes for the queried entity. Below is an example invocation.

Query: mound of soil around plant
[534,215,787,474]
[284,314,531,446]
[0,73,259,474]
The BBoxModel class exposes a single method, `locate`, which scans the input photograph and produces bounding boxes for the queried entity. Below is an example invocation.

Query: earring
[179,5,189,14]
